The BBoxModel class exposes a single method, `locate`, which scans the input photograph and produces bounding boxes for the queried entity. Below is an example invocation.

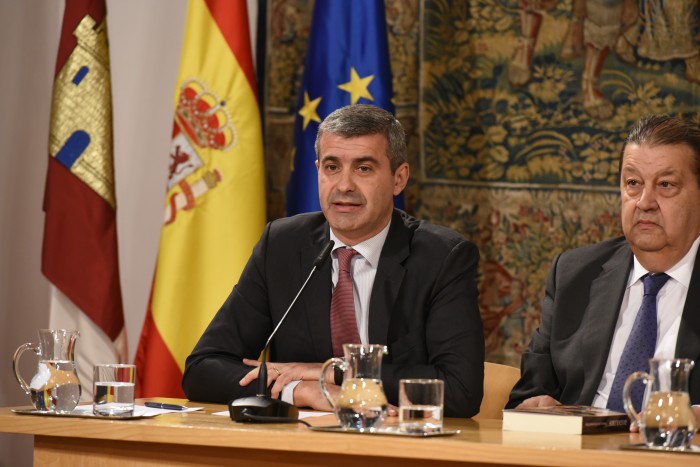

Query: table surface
[1,398,698,467]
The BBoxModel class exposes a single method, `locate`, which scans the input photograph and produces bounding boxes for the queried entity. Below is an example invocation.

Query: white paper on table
[73,404,203,417]
[299,411,333,419]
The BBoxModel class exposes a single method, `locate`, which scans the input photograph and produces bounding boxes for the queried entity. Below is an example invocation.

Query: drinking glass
[399,379,444,433]
[93,364,136,417]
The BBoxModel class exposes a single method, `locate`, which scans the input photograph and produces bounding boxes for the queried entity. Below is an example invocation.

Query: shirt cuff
[281,380,302,404]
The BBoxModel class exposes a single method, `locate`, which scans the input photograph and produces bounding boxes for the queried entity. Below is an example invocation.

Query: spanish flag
[135,0,266,398]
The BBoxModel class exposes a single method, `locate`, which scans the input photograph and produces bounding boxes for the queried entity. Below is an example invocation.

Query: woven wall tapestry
[262,0,700,366]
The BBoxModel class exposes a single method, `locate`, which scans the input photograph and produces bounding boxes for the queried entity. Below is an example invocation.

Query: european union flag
[286,0,397,215]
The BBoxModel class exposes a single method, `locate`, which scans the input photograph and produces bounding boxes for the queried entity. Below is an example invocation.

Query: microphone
[229,240,334,423]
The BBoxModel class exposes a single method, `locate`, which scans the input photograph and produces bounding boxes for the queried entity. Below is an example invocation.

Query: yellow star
[338,67,375,104]
[298,91,322,130]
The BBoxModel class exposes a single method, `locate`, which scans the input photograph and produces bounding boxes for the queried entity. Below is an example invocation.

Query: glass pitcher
[623,358,696,450]
[13,329,82,414]
[320,343,388,430]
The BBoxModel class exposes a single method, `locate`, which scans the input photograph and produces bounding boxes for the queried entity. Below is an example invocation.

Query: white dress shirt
[592,235,700,408]
[280,221,391,403]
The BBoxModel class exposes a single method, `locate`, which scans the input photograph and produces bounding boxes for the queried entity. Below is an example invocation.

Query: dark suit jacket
[507,236,700,408]
[183,209,485,417]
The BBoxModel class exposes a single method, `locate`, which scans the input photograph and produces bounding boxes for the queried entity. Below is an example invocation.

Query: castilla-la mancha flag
[43,0,127,399]
[135,0,266,397]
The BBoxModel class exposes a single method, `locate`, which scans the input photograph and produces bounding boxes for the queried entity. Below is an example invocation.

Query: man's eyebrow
[319,155,381,165]
[656,168,682,177]
[353,156,381,165]
[621,164,682,178]
[319,155,340,164]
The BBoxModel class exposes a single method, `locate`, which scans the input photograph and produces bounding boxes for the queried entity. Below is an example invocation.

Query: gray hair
[623,114,700,186]
[315,104,407,173]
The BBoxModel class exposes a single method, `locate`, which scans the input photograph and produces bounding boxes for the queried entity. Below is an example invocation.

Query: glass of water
[399,379,444,433]
[93,363,136,417]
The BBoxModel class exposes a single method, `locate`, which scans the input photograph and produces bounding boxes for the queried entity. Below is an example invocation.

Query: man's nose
[336,169,356,191]
[636,186,658,210]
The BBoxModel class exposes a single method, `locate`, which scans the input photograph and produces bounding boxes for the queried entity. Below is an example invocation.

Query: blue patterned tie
[607,273,670,412]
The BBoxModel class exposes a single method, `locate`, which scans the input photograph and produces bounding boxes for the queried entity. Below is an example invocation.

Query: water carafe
[623,358,696,450]
[320,343,388,430]
[13,329,81,414]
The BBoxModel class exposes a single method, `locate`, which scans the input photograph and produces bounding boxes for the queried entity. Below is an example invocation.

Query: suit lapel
[579,244,632,403]
[301,221,334,360]
[368,211,409,344]
[675,248,700,361]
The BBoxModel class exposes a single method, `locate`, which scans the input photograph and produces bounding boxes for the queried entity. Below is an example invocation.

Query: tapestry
[262,0,700,367]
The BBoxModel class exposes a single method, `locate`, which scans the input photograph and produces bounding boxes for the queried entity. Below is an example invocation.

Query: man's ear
[393,163,409,196]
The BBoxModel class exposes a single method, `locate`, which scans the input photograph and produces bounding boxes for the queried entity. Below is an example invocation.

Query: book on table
[502,405,630,435]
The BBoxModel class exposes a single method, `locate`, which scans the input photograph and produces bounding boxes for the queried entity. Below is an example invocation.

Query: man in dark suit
[183,104,484,417]
[508,115,700,424]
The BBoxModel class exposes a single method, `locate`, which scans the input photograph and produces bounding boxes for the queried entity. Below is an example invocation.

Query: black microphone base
[229,396,299,423]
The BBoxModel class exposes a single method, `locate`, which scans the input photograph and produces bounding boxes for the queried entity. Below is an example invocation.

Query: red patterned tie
[330,248,361,357]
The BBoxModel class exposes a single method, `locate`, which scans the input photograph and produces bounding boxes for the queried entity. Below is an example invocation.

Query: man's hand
[240,359,328,399]
[292,381,337,411]
[515,395,560,409]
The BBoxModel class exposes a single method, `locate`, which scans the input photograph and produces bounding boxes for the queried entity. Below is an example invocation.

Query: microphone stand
[229,240,334,423]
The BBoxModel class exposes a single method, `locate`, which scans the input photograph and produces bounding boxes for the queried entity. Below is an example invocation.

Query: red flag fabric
[43,0,127,397]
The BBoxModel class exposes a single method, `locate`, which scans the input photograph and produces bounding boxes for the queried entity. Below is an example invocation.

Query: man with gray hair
[184,104,485,418]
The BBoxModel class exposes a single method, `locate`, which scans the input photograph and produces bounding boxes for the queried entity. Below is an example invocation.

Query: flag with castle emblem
[286,0,396,215]
[135,0,266,397]
[43,0,127,399]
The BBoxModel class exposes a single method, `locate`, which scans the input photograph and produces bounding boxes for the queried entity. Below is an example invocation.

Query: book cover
[502,405,630,435]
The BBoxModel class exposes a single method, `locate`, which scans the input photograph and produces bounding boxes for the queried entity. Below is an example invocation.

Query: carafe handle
[320,357,346,409]
[623,370,651,424]
[13,342,40,394]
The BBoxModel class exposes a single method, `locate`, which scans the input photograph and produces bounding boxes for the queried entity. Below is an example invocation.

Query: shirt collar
[630,235,700,289]
[329,221,392,268]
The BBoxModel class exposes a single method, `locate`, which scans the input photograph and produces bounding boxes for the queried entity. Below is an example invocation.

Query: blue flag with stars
[286,0,398,215]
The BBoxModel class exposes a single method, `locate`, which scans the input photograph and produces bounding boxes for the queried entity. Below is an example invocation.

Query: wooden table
[0,399,698,466]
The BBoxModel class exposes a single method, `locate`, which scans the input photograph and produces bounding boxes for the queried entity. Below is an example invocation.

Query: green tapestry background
[262,0,700,366]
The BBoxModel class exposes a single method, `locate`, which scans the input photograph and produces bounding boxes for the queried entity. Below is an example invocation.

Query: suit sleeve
[182,224,273,403]
[506,254,563,408]
[381,240,485,418]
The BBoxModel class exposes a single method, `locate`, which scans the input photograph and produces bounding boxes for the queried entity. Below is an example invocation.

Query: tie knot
[643,273,670,297]
[336,248,358,272]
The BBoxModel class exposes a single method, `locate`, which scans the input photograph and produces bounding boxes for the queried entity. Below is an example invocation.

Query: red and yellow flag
[43,0,127,398]
[135,0,266,398]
